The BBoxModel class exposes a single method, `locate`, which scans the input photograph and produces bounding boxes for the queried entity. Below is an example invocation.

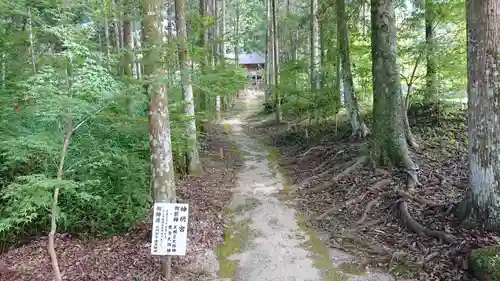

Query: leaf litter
[0,124,244,281]
[256,104,499,281]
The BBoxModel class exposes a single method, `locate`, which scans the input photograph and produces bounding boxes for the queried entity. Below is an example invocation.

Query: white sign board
[151,203,189,256]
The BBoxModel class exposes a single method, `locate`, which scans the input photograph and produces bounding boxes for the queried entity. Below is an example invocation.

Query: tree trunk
[132,20,141,79]
[141,0,177,276]
[265,0,272,101]
[220,0,228,111]
[271,0,281,123]
[112,0,121,52]
[213,0,221,121]
[310,0,320,93]
[198,0,207,112]
[27,7,36,75]
[103,0,111,62]
[234,0,240,64]
[458,0,500,230]
[123,17,134,114]
[371,0,417,179]
[123,20,132,77]
[424,0,437,103]
[337,0,369,138]
[175,0,203,175]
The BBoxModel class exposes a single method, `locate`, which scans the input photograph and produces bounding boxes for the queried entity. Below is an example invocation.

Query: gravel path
[218,89,399,281]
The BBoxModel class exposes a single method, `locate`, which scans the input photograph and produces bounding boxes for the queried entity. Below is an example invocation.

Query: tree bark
[337,0,369,138]
[141,0,177,276]
[103,0,111,62]
[370,0,416,176]
[198,0,207,112]
[175,0,203,175]
[310,0,320,94]
[265,0,273,101]
[458,0,500,230]
[213,0,221,121]
[271,0,281,123]
[424,0,437,103]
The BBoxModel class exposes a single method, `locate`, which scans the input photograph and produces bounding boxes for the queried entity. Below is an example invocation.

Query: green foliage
[470,246,500,280]
[0,0,252,245]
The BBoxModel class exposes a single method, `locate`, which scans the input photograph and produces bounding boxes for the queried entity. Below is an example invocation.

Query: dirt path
[217,90,398,281]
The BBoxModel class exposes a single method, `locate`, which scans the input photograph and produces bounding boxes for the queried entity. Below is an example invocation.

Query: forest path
[217,89,397,281]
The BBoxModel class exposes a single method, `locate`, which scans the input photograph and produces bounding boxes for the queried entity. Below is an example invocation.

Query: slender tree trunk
[337,0,368,138]
[271,0,281,123]
[141,0,177,276]
[214,0,221,120]
[310,0,320,124]
[291,29,298,91]
[310,0,320,93]
[234,0,240,64]
[123,6,134,114]
[265,0,272,101]
[132,20,141,79]
[220,0,228,110]
[424,0,437,103]
[457,0,500,230]
[123,20,132,77]
[27,7,36,75]
[103,0,111,62]
[1,52,5,88]
[371,0,417,182]
[198,0,207,112]
[335,48,342,107]
[319,21,325,90]
[175,0,203,174]
[112,0,121,52]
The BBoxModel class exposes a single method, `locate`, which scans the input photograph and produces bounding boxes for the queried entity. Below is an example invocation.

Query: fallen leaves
[0,124,243,281]
[264,107,498,281]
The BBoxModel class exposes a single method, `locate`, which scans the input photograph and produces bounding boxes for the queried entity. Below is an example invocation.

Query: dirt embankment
[256,104,500,281]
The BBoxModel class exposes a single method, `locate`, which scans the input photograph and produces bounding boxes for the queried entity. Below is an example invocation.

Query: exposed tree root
[367,178,392,192]
[332,156,368,182]
[375,168,390,176]
[349,218,384,232]
[356,197,380,225]
[313,206,338,221]
[418,251,440,266]
[398,191,443,208]
[311,150,345,173]
[300,166,338,188]
[298,145,328,163]
[331,232,390,255]
[314,178,390,221]
[405,168,421,189]
[398,200,456,244]
[306,156,368,194]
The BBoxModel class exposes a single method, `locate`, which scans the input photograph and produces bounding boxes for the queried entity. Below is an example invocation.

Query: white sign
[151,203,189,256]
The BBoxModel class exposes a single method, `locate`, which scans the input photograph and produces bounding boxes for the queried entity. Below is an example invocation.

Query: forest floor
[251,98,500,280]
[215,89,403,281]
[0,124,244,280]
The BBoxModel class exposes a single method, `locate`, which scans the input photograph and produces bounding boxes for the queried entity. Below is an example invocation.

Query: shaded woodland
[0,0,499,280]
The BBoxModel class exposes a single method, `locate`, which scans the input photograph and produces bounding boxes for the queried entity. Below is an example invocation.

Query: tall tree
[175,0,203,174]
[458,0,500,230]
[424,0,437,103]
[310,0,320,93]
[265,0,273,101]
[141,0,177,276]
[371,0,417,184]
[337,0,369,138]
[271,0,281,122]
[213,0,221,121]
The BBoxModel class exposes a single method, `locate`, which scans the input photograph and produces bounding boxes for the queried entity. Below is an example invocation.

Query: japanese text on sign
[151,203,189,256]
